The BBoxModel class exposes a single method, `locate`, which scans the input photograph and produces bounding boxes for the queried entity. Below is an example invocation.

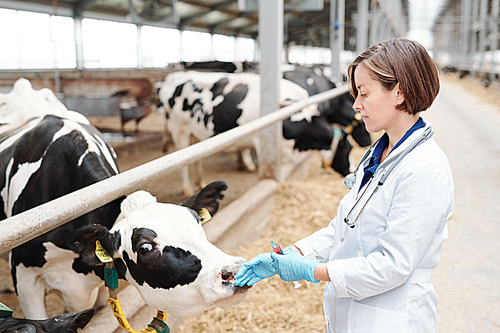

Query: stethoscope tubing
[343,126,434,228]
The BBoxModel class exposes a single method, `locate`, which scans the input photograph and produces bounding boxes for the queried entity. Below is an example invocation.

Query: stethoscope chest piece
[344,173,356,190]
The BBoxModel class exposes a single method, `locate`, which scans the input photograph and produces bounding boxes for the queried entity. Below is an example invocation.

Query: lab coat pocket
[350,301,404,333]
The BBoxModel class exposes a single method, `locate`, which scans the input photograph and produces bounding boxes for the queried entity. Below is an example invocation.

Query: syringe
[265,229,301,289]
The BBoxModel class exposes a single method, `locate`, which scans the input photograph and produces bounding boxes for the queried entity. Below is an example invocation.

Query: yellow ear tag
[95,240,113,263]
[198,208,212,224]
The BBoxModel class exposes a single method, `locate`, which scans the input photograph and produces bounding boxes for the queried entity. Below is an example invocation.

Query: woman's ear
[394,83,404,104]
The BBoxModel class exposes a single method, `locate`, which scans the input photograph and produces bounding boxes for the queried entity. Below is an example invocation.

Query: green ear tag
[104,267,119,290]
[198,208,212,224]
[0,302,13,318]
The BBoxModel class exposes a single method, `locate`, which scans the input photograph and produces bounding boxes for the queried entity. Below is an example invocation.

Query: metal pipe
[0,85,349,254]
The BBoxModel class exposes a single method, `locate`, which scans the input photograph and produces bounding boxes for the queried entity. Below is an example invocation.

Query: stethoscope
[343,126,434,229]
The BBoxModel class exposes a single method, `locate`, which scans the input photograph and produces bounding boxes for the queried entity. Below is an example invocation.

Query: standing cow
[1,78,123,319]
[158,70,354,196]
[0,79,250,330]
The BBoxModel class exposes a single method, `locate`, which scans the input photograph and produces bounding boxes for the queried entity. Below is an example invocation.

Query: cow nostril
[221,273,234,281]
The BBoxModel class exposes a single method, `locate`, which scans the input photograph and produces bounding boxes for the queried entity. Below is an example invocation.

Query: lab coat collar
[356,120,433,192]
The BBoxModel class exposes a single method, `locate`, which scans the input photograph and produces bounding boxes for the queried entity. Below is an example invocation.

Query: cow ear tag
[95,240,118,290]
[198,208,212,224]
[95,240,113,263]
[0,302,13,318]
[104,266,119,290]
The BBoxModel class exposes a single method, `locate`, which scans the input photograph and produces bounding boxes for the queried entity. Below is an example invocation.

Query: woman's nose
[353,96,362,111]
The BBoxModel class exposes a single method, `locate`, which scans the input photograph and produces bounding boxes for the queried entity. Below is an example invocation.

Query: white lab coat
[295,121,454,333]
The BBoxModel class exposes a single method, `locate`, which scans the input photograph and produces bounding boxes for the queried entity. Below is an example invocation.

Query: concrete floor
[426,79,500,332]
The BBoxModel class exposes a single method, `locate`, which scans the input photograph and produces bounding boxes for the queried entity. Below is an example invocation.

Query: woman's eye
[139,243,153,254]
[360,93,367,98]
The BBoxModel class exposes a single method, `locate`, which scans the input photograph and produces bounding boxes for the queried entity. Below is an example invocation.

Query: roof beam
[73,0,97,17]
[179,0,235,28]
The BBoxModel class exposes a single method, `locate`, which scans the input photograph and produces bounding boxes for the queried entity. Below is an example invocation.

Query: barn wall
[0,69,173,117]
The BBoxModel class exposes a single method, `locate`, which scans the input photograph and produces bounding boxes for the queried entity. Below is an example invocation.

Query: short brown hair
[347,38,440,115]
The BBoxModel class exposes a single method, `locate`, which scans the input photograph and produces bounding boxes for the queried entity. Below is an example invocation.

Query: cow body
[159,70,321,196]
[1,80,249,330]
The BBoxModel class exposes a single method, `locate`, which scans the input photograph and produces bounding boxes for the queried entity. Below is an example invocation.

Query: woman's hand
[234,252,277,286]
[270,251,322,283]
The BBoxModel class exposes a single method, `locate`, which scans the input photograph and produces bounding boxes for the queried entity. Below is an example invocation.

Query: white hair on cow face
[121,190,157,218]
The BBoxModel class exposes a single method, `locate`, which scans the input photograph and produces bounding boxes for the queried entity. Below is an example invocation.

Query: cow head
[69,181,250,317]
[0,308,94,333]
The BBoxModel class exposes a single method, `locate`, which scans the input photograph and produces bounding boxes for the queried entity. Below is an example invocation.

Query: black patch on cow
[191,83,203,94]
[332,132,353,176]
[212,84,248,134]
[282,115,333,151]
[123,228,202,290]
[182,98,204,119]
[184,61,237,73]
[168,83,185,109]
[210,78,229,101]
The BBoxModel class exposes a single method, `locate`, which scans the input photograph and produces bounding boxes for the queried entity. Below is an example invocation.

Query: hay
[177,147,365,333]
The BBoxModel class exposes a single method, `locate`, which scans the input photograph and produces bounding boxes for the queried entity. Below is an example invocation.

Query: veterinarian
[235,38,454,333]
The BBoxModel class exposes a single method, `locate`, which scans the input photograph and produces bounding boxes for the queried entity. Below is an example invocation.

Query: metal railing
[0,85,349,254]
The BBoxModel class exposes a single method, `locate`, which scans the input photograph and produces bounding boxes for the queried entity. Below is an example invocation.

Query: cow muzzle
[218,260,252,293]
[213,260,251,309]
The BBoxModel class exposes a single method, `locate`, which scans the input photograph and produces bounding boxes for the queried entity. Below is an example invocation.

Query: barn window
[141,25,180,67]
[0,8,75,69]
[212,34,235,62]
[181,30,212,61]
[82,18,137,69]
[235,37,255,62]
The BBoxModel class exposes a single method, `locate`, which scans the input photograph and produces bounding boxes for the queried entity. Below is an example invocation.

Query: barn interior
[1,1,500,332]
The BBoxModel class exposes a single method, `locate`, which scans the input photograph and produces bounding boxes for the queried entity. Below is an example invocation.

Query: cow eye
[138,243,153,254]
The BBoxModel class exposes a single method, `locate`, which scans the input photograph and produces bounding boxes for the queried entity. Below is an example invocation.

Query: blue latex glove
[280,246,298,255]
[234,252,276,286]
[270,251,321,283]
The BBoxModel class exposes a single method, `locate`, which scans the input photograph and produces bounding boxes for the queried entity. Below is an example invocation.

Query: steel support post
[461,0,471,64]
[258,0,283,181]
[74,17,84,70]
[492,0,499,65]
[356,0,369,54]
[369,4,380,46]
[330,0,345,81]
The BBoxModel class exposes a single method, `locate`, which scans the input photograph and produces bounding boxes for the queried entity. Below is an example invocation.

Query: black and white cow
[158,69,366,196]
[0,308,94,333]
[0,79,250,329]
[158,70,333,196]
[69,182,251,329]
[0,78,123,320]
[282,65,371,148]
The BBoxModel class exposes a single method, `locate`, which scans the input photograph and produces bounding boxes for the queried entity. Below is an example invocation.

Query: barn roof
[7,0,410,50]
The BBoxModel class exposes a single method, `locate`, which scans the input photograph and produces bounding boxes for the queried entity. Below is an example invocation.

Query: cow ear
[181,181,228,219]
[68,224,120,267]
[42,308,94,332]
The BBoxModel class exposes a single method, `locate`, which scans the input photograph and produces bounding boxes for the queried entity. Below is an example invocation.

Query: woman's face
[352,64,401,134]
